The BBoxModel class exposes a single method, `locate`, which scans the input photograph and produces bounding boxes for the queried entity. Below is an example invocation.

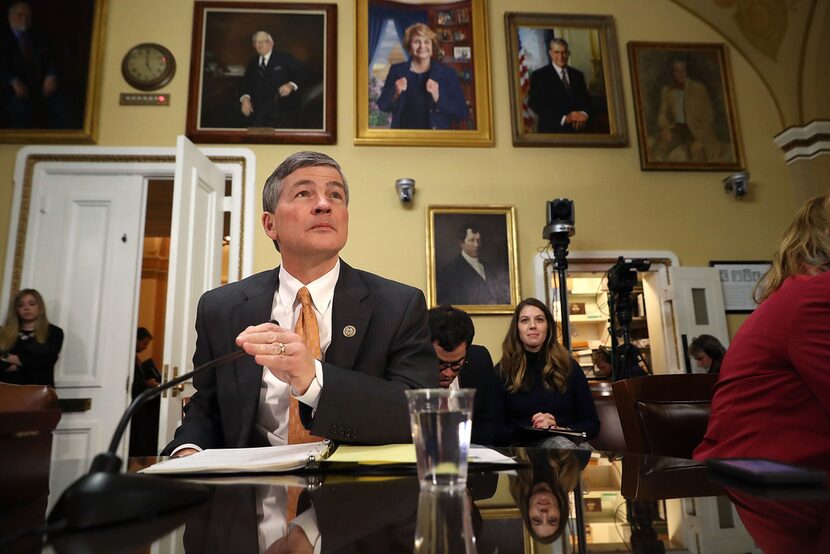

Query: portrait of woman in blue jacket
[377,23,468,130]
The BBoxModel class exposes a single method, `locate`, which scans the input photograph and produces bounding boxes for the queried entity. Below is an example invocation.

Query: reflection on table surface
[2,447,828,553]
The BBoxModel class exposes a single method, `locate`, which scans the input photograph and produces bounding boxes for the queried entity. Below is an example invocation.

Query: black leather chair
[612,374,717,459]
[588,382,627,453]
[0,383,62,508]
[612,374,722,500]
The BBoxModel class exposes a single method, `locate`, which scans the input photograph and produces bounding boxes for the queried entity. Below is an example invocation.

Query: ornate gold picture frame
[356,0,493,147]
[504,13,627,147]
[628,42,744,170]
[0,0,106,144]
[427,205,519,315]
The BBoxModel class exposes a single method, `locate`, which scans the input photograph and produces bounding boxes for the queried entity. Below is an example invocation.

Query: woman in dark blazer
[376,23,467,129]
[0,288,64,388]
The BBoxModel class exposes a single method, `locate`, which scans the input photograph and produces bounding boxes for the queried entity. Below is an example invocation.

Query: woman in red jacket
[694,194,830,554]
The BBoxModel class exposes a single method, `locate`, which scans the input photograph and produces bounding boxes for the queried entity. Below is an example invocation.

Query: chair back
[0,383,61,509]
[588,382,627,452]
[612,374,717,459]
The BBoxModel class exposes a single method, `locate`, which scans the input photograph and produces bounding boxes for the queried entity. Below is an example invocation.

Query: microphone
[46,321,276,534]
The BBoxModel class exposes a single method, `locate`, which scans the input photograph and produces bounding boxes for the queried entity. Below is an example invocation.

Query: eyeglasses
[438,357,468,372]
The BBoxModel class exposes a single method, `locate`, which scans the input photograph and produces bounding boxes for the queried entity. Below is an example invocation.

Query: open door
[19,173,144,475]
[157,136,225,450]
[668,267,729,373]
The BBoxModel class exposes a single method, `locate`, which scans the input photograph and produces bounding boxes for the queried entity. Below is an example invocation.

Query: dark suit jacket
[162,261,437,455]
[458,345,510,446]
[0,26,55,92]
[528,64,591,133]
[376,61,467,129]
[435,255,510,306]
[239,50,306,128]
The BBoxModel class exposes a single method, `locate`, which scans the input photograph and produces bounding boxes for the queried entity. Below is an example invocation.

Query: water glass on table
[404,388,475,490]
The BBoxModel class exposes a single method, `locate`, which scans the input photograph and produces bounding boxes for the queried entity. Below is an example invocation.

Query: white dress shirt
[461,251,487,281]
[172,261,339,455]
[256,261,340,446]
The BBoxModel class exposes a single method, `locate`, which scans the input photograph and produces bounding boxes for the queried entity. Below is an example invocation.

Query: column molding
[773,120,830,164]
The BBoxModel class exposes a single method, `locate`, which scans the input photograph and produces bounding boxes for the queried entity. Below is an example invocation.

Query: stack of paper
[139,442,515,475]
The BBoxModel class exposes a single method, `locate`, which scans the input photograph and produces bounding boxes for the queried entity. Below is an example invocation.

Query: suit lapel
[231,268,279,446]
[327,261,371,369]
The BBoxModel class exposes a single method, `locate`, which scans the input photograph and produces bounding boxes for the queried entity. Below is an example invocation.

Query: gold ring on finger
[278,342,286,356]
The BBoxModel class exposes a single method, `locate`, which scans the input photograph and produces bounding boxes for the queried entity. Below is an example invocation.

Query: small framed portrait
[504,13,627,147]
[185,1,337,144]
[454,46,471,61]
[709,260,770,313]
[427,206,519,315]
[356,0,493,147]
[0,0,106,144]
[628,42,744,170]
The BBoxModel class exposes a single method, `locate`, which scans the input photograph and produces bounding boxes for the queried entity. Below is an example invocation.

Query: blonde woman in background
[0,288,64,388]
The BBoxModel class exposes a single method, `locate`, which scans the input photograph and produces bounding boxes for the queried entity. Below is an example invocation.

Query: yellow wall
[0,0,797,356]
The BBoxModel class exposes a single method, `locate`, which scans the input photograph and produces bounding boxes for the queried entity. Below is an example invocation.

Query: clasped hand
[532,412,557,429]
[236,321,317,395]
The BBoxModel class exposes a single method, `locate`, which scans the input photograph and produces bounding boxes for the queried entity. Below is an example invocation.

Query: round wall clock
[121,43,176,91]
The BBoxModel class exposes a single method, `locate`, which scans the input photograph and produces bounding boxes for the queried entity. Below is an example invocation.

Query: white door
[668,267,729,373]
[20,172,144,473]
[157,136,225,450]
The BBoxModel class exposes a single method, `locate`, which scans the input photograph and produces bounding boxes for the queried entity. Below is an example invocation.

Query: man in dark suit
[239,31,306,128]
[0,0,71,128]
[162,151,437,457]
[528,38,591,133]
[428,305,510,445]
[129,327,161,456]
[436,223,510,306]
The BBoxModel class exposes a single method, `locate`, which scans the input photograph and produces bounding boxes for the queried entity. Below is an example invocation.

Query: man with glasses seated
[428,305,511,445]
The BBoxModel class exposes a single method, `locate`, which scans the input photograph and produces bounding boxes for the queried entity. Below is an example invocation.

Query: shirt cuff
[288,81,299,92]
[291,507,321,553]
[292,360,323,410]
[170,443,202,457]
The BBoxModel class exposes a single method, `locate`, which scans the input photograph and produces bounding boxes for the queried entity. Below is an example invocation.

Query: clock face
[122,43,175,91]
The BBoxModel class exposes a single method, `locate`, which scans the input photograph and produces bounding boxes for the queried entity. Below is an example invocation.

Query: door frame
[534,250,682,374]
[1,145,257,319]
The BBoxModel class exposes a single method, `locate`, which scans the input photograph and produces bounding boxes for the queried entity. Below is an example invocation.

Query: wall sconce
[723,171,749,198]
[395,178,415,203]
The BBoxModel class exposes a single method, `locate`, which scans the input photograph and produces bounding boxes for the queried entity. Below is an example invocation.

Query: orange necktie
[287,287,322,444]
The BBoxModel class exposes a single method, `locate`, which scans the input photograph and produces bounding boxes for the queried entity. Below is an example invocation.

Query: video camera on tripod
[606,257,651,380]
[607,257,651,328]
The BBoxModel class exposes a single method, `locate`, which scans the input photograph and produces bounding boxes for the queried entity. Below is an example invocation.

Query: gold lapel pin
[343,325,356,337]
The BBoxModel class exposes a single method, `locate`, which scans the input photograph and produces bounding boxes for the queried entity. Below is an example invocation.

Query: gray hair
[549,38,569,52]
[252,31,274,43]
[262,151,349,213]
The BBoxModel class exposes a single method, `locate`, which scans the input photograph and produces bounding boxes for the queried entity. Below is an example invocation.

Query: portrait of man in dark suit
[191,6,333,140]
[506,16,628,146]
[239,30,307,129]
[528,38,591,134]
[0,0,82,130]
[432,212,514,310]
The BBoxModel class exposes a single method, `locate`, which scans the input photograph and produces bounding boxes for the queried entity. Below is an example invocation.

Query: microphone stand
[46,349,247,533]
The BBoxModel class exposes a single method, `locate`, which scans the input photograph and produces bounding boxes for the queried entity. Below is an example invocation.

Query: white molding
[773,120,830,163]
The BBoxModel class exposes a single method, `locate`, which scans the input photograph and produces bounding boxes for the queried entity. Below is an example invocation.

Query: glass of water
[405,388,475,489]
